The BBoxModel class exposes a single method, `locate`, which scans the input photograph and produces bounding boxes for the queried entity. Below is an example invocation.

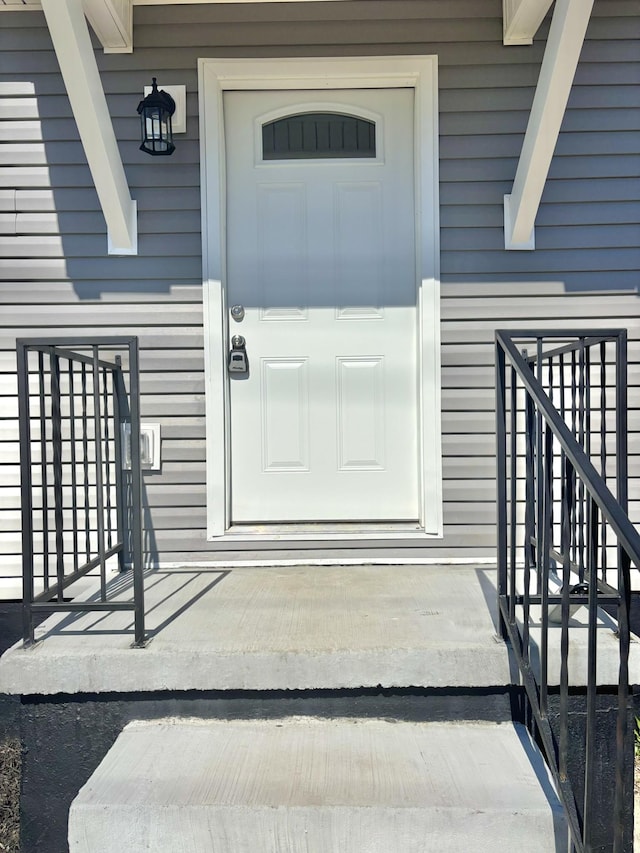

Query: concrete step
[0,566,514,694]
[69,717,568,853]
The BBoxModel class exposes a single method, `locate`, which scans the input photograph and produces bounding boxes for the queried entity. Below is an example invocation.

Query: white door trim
[198,55,442,540]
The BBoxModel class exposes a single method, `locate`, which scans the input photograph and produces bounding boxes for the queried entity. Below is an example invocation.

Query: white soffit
[503,0,554,45]
[82,0,133,53]
[0,0,351,5]
[41,0,137,254]
[504,0,594,250]
[132,0,350,4]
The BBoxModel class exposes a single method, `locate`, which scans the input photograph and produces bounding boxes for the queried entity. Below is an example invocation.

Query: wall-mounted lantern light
[137,78,175,156]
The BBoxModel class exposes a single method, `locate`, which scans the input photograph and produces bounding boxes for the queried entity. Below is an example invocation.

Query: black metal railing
[496,330,637,853]
[17,337,145,646]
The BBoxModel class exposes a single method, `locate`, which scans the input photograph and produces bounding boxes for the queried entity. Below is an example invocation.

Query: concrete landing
[0,565,514,694]
[68,717,568,853]
[1,564,636,695]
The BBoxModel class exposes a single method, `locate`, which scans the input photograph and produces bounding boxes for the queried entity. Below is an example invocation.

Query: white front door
[225,88,419,524]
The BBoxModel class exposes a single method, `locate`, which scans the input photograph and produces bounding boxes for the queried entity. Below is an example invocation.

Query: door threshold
[220,522,429,542]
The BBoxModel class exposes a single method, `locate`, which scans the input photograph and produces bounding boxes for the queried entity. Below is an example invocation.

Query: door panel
[225,89,418,523]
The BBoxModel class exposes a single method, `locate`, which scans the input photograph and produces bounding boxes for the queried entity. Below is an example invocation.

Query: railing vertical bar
[570,349,578,568]
[585,345,592,584]
[128,339,146,646]
[92,346,107,601]
[613,329,629,853]
[577,341,586,581]
[615,331,628,513]
[559,453,573,784]
[81,363,91,564]
[68,361,79,575]
[583,496,599,853]
[535,338,544,595]
[549,358,556,564]
[38,351,50,591]
[540,421,553,716]
[559,352,566,418]
[523,346,535,611]
[103,367,113,551]
[559,352,566,571]
[495,338,513,639]
[50,352,65,601]
[613,546,631,853]
[523,384,535,662]
[113,356,125,573]
[509,364,517,625]
[571,349,578,439]
[600,342,607,584]
[17,343,35,645]
[585,345,592,461]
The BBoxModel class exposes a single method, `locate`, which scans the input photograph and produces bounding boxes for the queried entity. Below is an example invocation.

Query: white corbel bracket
[82,0,133,53]
[41,0,137,255]
[504,0,594,251]
[503,0,554,45]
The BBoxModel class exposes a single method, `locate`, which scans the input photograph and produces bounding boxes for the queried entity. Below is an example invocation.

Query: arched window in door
[262,112,376,160]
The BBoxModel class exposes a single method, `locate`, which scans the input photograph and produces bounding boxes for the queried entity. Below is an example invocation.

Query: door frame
[198,56,442,540]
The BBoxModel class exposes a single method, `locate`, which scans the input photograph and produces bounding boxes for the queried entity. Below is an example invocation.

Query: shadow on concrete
[32,567,231,642]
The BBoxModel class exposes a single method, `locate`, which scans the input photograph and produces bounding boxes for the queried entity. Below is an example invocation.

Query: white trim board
[199,56,442,544]
[134,0,354,4]
[140,558,497,569]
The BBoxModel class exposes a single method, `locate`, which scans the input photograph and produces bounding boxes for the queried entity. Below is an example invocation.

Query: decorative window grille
[262,113,376,160]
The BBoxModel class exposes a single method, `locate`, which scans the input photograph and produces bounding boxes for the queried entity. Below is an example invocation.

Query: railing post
[50,352,65,601]
[38,351,50,594]
[583,497,598,852]
[80,362,91,566]
[113,355,126,573]
[613,329,630,853]
[128,338,146,647]
[539,421,553,718]
[92,346,107,601]
[599,342,608,586]
[17,342,35,646]
[68,361,79,576]
[495,334,508,639]
[559,454,574,785]
[524,352,536,582]
[615,330,628,514]
[509,364,517,626]
[535,338,544,595]
[613,547,632,853]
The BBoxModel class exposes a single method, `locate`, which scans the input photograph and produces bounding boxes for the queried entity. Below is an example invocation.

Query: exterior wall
[0,0,638,589]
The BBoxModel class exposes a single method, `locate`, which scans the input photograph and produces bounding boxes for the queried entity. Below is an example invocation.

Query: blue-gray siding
[0,0,638,586]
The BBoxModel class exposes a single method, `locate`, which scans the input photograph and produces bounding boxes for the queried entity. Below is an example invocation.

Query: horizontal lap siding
[0,1,638,585]
[0,8,206,588]
[438,2,640,566]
